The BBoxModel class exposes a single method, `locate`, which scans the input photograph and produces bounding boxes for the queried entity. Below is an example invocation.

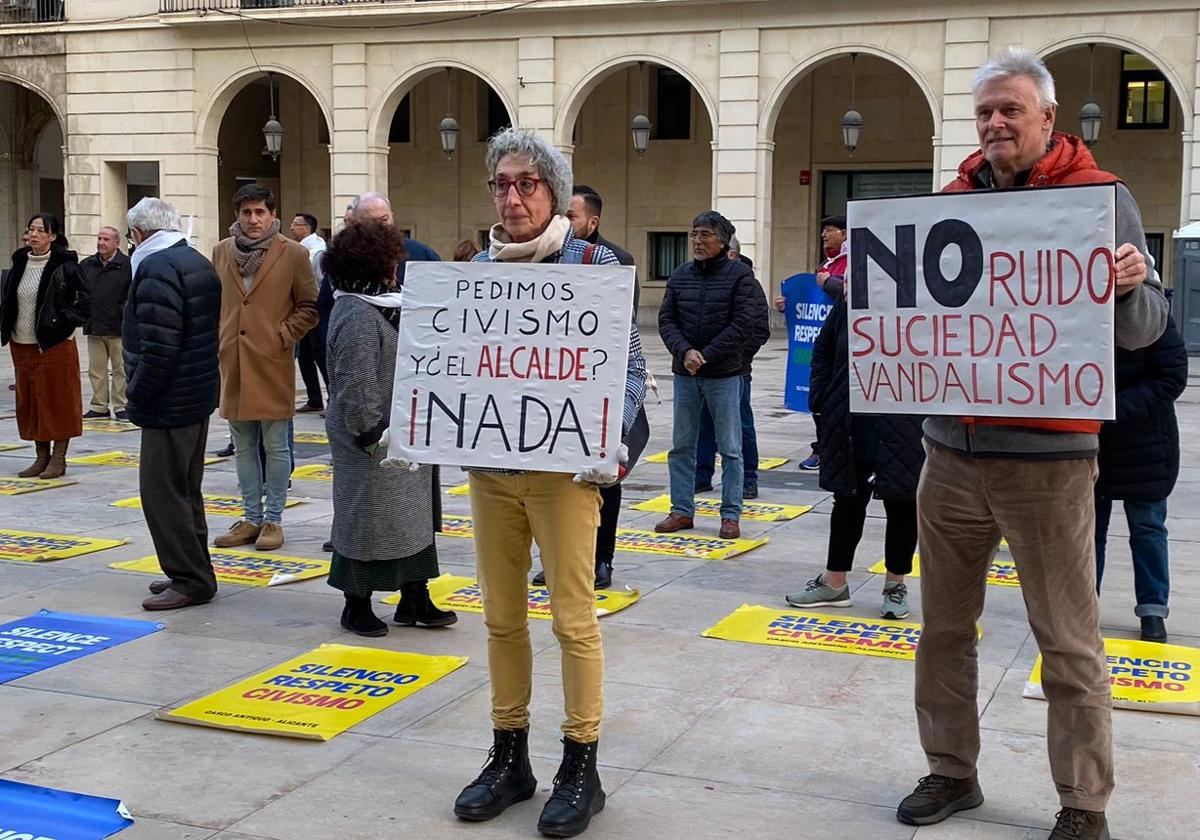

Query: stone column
[330,43,381,229]
[937,17,991,188]
[1183,15,1200,225]
[518,37,555,141]
[714,28,764,289]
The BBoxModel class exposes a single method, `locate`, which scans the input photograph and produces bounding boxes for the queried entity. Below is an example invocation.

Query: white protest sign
[847,184,1116,419]
[389,261,635,472]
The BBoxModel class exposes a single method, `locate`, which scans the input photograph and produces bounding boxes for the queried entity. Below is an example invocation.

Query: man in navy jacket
[123,198,222,611]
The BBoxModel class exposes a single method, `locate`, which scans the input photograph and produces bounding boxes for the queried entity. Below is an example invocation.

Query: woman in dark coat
[1095,316,1187,644]
[0,213,88,478]
[322,220,455,636]
[784,292,924,619]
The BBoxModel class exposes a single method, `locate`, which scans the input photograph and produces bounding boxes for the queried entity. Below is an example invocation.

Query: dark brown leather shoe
[654,513,694,533]
[148,579,171,595]
[719,519,741,539]
[142,589,208,611]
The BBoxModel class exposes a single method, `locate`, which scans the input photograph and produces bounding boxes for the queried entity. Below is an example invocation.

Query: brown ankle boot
[18,441,50,477]
[38,440,68,479]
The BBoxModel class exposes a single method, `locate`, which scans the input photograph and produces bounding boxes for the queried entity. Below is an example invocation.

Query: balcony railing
[159,0,437,11]
[0,0,65,24]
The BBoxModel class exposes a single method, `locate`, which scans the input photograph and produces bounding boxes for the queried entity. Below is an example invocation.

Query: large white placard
[847,184,1117,419]
[389,261,635,472]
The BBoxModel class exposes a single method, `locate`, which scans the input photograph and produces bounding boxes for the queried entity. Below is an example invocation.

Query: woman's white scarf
[487,215,571,263]
[333,289,405,309]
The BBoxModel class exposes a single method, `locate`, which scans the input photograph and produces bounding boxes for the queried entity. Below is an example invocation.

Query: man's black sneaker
[896,773,984,825]
[1048,807,1109,840]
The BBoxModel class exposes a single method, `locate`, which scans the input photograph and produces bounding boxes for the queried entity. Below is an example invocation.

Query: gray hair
[972,46,1057,109]
[349,192,391,218]
[729,235,741,253]
[127,197,181,235]
[484,128,572,217]
[692,210,735,246]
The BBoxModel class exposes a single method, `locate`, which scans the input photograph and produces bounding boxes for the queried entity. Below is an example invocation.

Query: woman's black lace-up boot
[454,728,537,821]
[537,737,605,837]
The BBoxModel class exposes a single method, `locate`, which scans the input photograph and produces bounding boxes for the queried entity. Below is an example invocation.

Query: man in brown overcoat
[211,184,317,551]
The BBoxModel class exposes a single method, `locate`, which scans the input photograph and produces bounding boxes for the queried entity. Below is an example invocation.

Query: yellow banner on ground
[867,554,1020,587]
[434,516,766,560]
[0,477,77,495]
[615,528,768,560]
[0,442,26,452]
[1025,637,1200,716]
[446,483,471,496]
[293,431,329,444]
[111,550,331,587]
[81,419,138,433]
[644,452,789,470]
[70,450,220,468]
[632,494,812,522]
[438,514,475,538]
[703,605,931,660]
[291,464,333,482]
[381,573,640,619]
[111,494,304,517]
[0,529,127,562]
[158,643,468,740]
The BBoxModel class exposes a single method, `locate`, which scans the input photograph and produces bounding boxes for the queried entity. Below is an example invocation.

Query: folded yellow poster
[111,550,330,587]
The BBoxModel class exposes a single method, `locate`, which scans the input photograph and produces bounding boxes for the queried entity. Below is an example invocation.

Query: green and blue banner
[0,611,162,685]
[0,779,133,839]
[782,273,837,413]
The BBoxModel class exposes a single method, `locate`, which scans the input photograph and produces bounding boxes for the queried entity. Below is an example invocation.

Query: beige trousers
[87,334,126,412]
[915,443,1113,811]
[469,470,603,743]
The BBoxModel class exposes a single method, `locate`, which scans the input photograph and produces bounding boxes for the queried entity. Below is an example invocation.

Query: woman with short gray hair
[452,127,646,837]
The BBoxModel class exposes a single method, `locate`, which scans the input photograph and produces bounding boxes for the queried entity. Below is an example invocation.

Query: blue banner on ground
[782,273,837,412]
[0,610,163,685]
[0,779,132,839]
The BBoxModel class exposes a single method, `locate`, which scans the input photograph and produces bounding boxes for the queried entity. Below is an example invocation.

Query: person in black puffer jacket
[784,292,925,620]
[123,198,222,612]
[1095,316,1187,644]
[656,210,767,540]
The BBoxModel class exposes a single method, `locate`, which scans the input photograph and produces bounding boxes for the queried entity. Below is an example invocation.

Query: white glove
[572,444,628,487]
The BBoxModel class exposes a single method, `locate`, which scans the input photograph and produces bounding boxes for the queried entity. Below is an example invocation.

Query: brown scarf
[229,218,280,280]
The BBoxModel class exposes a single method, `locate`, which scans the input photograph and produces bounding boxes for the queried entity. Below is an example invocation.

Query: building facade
[1,0,1197,318]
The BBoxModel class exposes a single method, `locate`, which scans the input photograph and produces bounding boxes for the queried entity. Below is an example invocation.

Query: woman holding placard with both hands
[420,127,646,839]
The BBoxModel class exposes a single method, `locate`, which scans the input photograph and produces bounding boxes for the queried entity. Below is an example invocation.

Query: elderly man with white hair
[123,197,222,611]
[898,47,1167,840]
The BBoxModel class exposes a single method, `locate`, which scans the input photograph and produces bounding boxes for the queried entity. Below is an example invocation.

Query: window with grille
[648,232,688,281]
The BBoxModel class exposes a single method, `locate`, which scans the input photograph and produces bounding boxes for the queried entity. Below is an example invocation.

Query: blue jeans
[695,374,758,490]
[670,374,742,520]
[1095,496,1170,618]
[230,419,291,524]
[258,418,295,478]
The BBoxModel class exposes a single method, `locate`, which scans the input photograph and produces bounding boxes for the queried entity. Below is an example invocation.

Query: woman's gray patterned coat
[325,294,438,561]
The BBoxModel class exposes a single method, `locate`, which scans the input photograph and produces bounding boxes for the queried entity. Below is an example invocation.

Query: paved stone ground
[0,336,1197,840]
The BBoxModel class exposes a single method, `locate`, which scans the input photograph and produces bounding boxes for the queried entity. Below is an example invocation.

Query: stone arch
[759,45,941,144]
[554,53,719,149]
[196,64,333,149]
[0,71,64,130]
[1038,35,1191,133]
[369,59,517,150]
